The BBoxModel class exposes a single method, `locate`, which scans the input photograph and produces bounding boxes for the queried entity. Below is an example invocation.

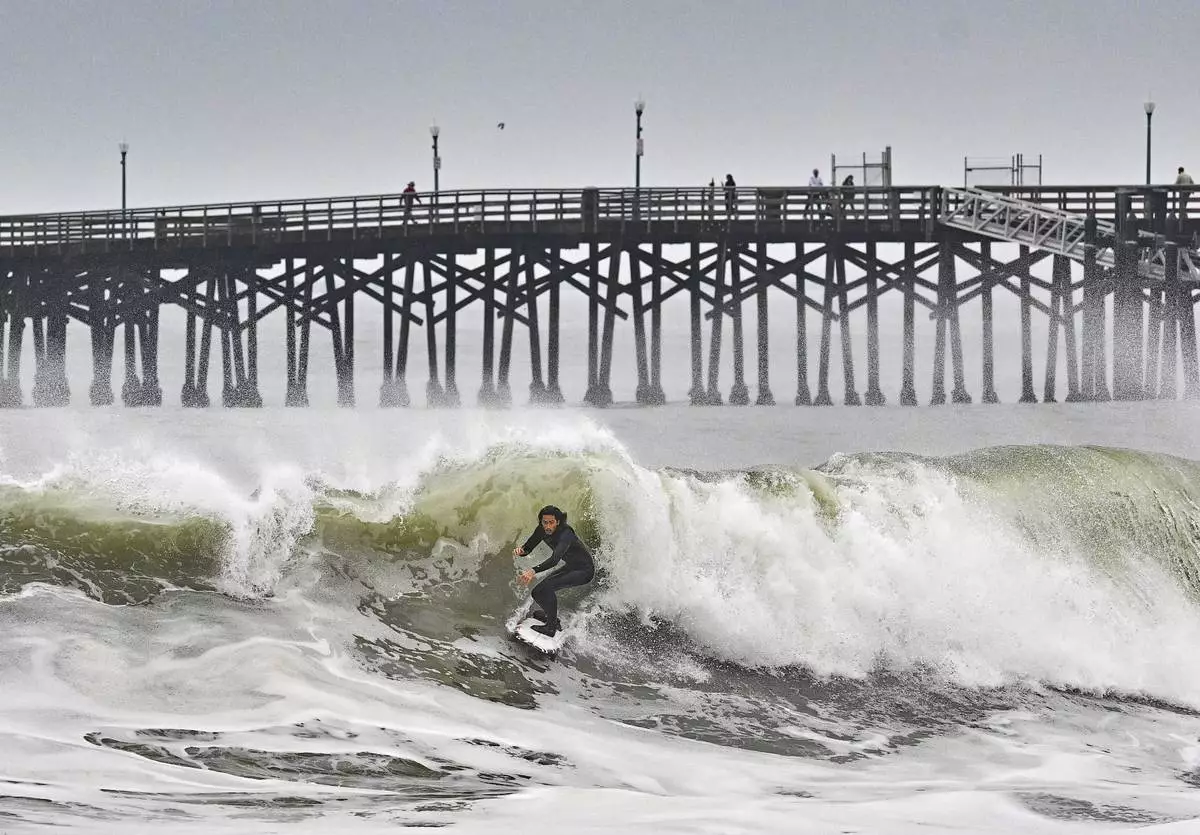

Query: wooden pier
[0,183,1197,408]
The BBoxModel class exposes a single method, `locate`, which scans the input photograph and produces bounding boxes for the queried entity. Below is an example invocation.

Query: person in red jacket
[513,505,595,636]
[402,181,420,219]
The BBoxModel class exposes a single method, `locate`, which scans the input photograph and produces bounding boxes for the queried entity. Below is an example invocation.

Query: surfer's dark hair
[538,505,567,524]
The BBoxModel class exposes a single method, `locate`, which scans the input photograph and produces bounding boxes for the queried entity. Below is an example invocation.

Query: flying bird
[497,122,505,130]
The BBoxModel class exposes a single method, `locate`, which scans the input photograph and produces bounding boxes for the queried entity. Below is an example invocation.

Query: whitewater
[6,402,1200,833]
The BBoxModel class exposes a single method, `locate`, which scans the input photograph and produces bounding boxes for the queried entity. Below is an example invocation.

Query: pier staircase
[939,187,1200,282]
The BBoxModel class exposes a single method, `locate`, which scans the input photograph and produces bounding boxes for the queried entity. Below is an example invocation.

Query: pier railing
[1,185,1197,256]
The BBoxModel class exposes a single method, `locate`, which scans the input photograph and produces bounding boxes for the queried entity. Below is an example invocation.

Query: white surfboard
[512,617,568,654]
[505,600,568,654]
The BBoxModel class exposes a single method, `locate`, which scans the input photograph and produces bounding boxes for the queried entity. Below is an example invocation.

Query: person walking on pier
[724,174,737,218]
[805,169,824,219]
[1176,166,1194,216]
[403,181,421,220]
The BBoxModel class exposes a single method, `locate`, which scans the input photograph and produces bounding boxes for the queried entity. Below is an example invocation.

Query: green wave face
[312,447,605,558]
[0,485,229,604]
[931,445,1200,595]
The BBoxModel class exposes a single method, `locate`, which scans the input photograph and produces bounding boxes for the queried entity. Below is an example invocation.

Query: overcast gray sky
[2,0,1197,213]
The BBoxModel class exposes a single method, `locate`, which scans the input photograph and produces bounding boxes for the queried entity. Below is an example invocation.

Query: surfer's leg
[529,579,560,628]
[530,569,592,635]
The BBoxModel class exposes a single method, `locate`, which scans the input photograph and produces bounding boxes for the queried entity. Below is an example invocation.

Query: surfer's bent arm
[516,526,545,557]
[531,528,577,573]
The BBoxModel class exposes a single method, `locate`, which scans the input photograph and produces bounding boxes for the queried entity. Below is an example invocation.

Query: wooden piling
[594,245,620,407]
[584,244,602,405]
[444,252,460,406]
[900,242,918,406]
[1112,201,1145,401]
[945,250,971,404]
[705,240,726,405]
[688,241,706,405]
[863,241,885,405]
[980,242,999,403]
[0,275,24,407]
[479,247,500,406]
[794,242,812,405]
[628,248,649,404]
[729,244,750,405]
[835,246,861,405]
[755,243,774,405]
[380,252,399,406]
[423,257,444,406]
[1019,246,1037,403]
[814,251,835,406]
[525,248,547,403]
[498,251,518,406]
[1161,242,1180,400]
[547,247,564,403]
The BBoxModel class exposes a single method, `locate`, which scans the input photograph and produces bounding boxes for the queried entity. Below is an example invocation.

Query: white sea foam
[583,442,1200,705]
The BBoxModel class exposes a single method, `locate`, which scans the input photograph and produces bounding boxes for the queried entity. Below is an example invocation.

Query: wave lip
[0,450,318,601]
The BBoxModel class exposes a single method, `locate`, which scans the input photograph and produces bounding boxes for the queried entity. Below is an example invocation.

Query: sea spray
[217,463,317,596]
[585,447,1200,703]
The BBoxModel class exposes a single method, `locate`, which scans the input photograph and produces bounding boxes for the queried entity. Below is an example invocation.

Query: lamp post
[634,97,645,219]
[430,124,441,200]
[119,141,129,229]
[118,141,130,243]
[1144,100,1155,185]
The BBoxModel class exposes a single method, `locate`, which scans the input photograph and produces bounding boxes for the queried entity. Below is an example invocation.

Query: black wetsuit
[521,523,595,627]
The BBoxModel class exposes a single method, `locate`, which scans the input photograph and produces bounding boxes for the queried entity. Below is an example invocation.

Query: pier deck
[0,184,1196,408]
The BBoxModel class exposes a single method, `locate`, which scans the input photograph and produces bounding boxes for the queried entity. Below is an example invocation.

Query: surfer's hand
[512,546,525,557]
[518,569,535,585]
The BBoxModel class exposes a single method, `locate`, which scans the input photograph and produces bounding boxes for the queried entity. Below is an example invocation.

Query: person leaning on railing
[841,175,856,219]
[1177,166,1194,216]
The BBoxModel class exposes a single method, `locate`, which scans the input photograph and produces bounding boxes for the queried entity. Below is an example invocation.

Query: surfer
[513,505,594,637]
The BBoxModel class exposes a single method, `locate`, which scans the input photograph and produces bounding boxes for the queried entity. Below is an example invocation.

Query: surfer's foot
[532,621,558,637]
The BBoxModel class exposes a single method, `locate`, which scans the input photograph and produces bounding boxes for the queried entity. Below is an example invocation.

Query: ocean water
[5,292,1200,833]
[5,401,1200,834]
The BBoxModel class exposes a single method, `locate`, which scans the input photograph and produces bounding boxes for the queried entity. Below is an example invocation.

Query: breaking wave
[5,429,1200,704]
